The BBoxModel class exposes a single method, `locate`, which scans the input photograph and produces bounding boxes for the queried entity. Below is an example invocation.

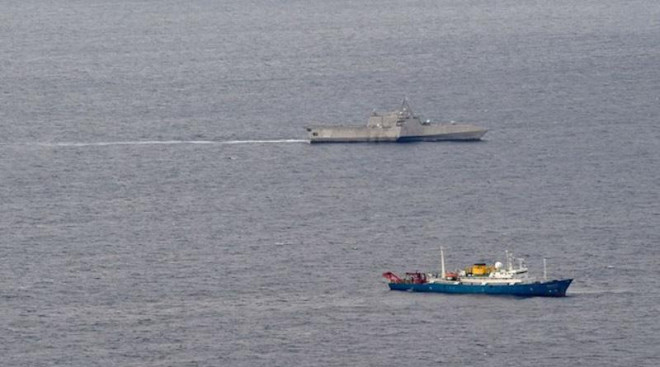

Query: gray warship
[306,99,486,143]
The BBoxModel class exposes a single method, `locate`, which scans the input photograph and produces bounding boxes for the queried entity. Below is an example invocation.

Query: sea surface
[1,0,659,366]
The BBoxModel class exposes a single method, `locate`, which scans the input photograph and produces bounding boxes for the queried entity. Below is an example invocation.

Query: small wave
[12,139,309,148]
[569,288,635,295]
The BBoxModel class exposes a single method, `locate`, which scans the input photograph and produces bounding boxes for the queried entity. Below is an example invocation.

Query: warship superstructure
[306,99,487,143]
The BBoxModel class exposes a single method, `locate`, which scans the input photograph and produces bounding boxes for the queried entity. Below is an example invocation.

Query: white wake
[17,139,309,148]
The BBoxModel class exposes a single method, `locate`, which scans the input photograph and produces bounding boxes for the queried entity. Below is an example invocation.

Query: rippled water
[1,0,659,366]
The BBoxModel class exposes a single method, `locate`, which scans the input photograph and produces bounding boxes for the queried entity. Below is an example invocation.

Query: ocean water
[1,0,659,366]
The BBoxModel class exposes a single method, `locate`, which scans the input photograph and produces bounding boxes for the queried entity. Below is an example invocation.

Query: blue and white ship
[383,249,572,297]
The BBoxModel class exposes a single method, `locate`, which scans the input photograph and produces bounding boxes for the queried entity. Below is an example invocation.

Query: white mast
[543,258,547,280]
[440,247,446,277]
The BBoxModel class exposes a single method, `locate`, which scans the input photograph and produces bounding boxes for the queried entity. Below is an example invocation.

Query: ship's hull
[307,125,486,143]
[307,126,399,143]
[387,279,572,297]
[396,131,486,142]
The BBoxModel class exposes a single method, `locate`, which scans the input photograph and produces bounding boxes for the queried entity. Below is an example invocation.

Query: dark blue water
[1,0,658,365]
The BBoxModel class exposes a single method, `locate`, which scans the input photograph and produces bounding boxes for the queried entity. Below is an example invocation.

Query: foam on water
[7,139,309,148]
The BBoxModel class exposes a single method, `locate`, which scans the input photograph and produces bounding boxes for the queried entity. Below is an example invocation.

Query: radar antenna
[399,97,414,118]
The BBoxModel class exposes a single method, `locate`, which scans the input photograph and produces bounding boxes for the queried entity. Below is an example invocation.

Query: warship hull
[387,279,572,297]
[307,125,486,143]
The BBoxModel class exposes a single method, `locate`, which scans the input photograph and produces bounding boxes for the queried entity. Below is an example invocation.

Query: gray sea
[1,0,659,366]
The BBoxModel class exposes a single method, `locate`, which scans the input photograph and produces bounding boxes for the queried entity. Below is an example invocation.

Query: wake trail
[7,139,309,148]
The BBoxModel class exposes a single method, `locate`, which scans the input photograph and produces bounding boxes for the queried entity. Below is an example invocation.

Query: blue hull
[388,279,572,297]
